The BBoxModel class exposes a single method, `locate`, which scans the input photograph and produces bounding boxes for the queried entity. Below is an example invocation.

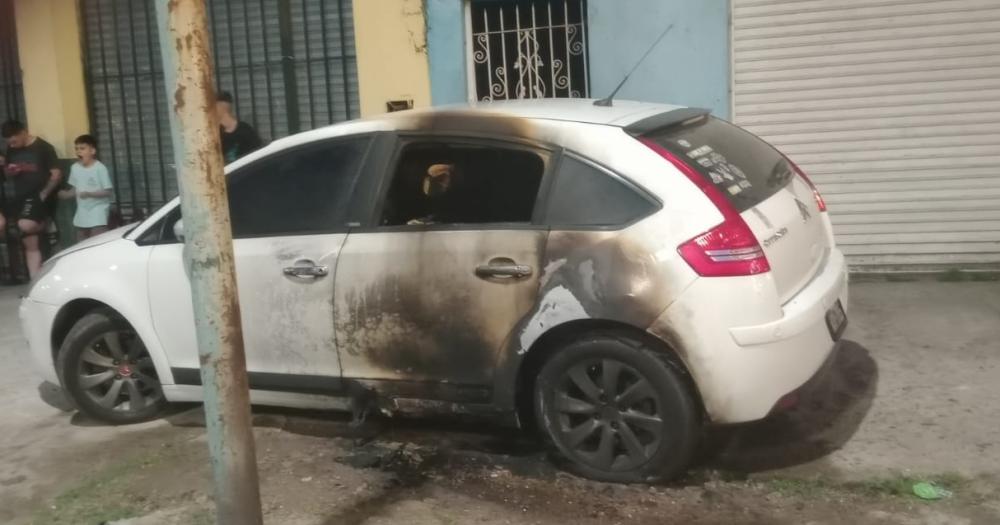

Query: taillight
[677,221,771,277]
[638,138,770,277]
[784,156,826,212]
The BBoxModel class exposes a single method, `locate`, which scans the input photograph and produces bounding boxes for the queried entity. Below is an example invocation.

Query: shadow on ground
[702,340,879,473]
[159,339,877,482]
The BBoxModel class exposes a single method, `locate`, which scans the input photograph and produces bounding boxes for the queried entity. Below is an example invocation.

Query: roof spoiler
[624,107,712,136]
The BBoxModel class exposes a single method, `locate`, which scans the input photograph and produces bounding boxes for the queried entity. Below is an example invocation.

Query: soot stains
[338,274,495,384]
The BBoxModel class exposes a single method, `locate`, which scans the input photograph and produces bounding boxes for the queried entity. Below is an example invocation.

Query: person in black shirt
[216,91,264,163]
[0,120,62,278]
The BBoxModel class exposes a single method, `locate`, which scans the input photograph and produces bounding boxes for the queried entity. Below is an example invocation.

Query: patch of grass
[764,472,969,500]
[764,477,837,498]
[937,269,969,282]
[935,269,1000,282]
[31,443,177,524]
[190,508,215,525]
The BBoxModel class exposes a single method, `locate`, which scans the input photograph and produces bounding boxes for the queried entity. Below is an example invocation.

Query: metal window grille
[0,0,26,246]
[470,0,589,101]
[80,0,359,219]
[0,0,24,125]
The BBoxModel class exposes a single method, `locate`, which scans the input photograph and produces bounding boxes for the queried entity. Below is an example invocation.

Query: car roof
[380,98,686,127]
[131,99,693,241]
[229,99,688,173]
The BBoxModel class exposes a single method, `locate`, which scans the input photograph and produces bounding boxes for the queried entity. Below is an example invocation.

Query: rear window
[645,116,794,212]
[544,155,657,228]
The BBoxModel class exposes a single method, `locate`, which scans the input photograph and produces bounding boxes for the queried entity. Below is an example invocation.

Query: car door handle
[283,261,329,279]
[475,262,533,279]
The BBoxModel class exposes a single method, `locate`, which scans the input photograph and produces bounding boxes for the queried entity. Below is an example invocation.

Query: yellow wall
[352,0,432,117]
[14,0,89,157]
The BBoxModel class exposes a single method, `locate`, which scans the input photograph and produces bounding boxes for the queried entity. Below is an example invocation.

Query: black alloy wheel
[535,333,698,482]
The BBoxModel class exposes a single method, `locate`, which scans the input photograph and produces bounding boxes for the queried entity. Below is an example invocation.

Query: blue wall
[426,0,731,118]
[587,0,731,118]
[426,0,468,106]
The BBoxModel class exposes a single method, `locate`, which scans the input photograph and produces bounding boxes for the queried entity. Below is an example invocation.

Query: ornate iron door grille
[471,0,589,101]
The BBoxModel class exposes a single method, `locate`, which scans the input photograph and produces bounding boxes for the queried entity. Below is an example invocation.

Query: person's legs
[17,219,44,277]
[91,225,108,237]
[77,227,91,242]
[0,213,6,240]
[17,196,53,277]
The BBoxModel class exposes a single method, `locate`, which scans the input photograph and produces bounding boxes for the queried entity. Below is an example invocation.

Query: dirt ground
[2,279,999,525]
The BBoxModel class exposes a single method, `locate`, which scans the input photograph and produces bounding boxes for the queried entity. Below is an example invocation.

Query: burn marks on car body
[331,111,691,415]
[333,229,546,387]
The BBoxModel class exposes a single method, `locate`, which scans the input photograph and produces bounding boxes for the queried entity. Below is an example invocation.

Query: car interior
[379,142,545,226]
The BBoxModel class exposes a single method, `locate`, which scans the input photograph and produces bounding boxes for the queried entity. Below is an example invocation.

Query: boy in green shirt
[59,135,113,240]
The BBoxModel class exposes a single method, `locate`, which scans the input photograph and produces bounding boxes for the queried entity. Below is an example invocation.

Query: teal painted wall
[426,0,731,117]
[426,0,468,105]
[587,0,731,118]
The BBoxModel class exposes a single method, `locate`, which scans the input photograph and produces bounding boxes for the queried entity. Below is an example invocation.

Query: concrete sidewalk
[826,279,1000,477]
[1,280,999,524]
[712,279,1000,480]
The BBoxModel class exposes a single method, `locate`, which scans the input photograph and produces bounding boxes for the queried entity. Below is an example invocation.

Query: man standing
[216,91,263,163]
[0,120,61,278]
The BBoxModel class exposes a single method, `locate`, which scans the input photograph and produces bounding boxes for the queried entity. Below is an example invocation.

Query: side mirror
[172,218,185,241]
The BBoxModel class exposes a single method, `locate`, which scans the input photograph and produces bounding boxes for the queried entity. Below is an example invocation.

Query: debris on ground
[912,481,954,500]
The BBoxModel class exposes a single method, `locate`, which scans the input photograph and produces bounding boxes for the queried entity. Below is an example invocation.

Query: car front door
[333,137,551,399]
[148,136,374,386]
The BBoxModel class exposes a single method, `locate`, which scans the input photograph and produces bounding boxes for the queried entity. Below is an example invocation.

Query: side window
[379,141,546,226]
[544,155,658,227]
[227,138,369,237]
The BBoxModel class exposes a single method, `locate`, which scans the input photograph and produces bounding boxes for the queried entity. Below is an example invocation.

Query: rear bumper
[730,250,848,345]
[19,297,61,385]
[650,249,849,424]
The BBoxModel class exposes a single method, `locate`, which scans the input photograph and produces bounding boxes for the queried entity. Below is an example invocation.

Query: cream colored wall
[14,0,89,157]
[352,0,432,117]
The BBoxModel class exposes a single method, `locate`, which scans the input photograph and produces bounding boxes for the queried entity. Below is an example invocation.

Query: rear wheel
[57,310,166,424]
[534,333,699,482]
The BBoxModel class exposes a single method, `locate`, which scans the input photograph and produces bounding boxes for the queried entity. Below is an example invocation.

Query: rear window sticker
[730,165,748,179]
[677,139,692,148]
[697,157,714,168]
[727,184,743,195]
[715,164,736,180]
[739,180,752,189]
[686,145,713,158]
[709,152,726,164]
[709,172,724,184]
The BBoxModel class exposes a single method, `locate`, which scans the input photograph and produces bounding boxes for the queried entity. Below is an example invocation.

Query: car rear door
[333,136,552,397]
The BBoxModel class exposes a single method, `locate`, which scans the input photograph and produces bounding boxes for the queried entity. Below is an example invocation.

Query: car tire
[534,332,699,483]
[57,310,167,424]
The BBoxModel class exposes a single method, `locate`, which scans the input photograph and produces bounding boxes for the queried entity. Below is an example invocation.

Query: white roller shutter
[732,0,1000,269]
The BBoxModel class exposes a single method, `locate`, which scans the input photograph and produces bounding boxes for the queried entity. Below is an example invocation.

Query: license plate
[825,300,847,341]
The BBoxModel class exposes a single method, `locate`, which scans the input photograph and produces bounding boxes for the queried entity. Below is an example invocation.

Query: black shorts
[1,196,50,225]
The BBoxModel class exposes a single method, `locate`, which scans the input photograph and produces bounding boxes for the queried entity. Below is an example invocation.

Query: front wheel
[57,310,167,424]
[534,333,699,483]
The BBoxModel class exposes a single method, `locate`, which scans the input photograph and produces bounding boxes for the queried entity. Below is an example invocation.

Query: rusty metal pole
[154,1,263,524]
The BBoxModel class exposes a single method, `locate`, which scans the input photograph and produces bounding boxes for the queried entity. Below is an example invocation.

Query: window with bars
[0,0,24,125]
[470,0,589,101]
[80,0,360,218]
[0,0,26,219]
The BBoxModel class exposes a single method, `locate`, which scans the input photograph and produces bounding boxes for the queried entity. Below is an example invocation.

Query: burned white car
[21,99,847,482]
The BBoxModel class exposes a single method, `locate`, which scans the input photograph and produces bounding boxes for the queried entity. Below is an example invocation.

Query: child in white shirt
[59,134,113,240]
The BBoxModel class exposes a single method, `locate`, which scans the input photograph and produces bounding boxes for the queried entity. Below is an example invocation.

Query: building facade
[1,0,997,270]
